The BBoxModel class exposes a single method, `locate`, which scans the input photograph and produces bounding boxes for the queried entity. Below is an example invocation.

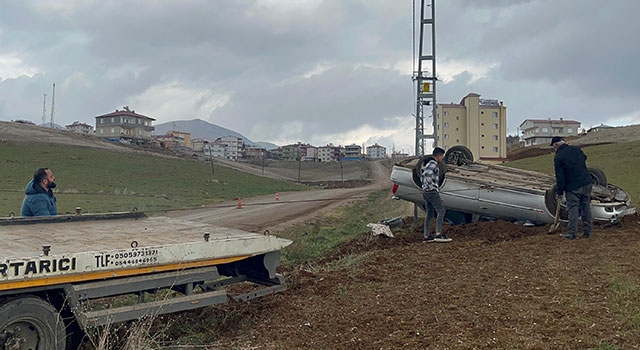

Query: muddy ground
[145,215,640,349]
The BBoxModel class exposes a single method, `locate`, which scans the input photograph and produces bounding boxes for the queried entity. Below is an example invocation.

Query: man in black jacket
[551,136,592,239]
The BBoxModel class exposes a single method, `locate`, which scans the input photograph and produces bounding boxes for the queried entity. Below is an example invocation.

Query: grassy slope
[505,140,640,205]
[0,141,307,215]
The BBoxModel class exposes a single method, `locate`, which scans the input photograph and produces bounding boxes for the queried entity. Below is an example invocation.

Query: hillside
[154,119,278,149]
[508,123,640,161]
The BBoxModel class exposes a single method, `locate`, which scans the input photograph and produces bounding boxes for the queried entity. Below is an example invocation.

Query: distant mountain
[153,119,279,150]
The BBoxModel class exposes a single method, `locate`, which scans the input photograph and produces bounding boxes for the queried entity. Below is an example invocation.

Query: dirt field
[157,216,640,350]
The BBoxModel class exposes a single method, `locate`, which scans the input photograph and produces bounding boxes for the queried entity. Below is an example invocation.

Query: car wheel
[413,156,446,187]
[444,145,473,165]
[588,167,607,186]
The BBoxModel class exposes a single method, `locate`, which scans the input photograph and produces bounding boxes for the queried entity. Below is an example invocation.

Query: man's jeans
[423,191,445,236]
[565,183,593,237]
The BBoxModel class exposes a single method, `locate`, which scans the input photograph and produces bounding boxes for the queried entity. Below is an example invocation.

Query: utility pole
[50,83,56,127]
[412,0,437,227]
[412,0,437,157]
[42,93,47,126]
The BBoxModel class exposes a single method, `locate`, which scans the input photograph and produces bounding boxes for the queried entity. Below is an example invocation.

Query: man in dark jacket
[551,137,592,239]
[20,168,58,216]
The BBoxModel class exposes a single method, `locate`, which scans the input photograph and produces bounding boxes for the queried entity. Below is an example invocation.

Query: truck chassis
[0,212,291,349]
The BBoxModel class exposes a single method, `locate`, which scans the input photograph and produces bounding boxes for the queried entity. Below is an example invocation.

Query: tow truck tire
[588,167,607,186]
[0,297,66,350]
[444,146,473,165]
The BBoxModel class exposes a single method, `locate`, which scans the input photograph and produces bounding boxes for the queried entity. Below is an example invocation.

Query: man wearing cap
[551,137,592,239]
[421,147,452,243]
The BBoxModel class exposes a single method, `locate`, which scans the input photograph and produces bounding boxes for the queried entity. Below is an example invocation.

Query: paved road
[165,161,392,234]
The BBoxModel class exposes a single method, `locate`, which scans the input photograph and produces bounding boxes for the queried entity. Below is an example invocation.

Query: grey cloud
[213,63,413,139]
[1,0,638,153]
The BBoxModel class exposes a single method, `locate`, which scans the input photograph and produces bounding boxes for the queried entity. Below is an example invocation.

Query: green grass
[278,189,412,266]
[609,277,640,330]
[0,141,308,215]
[505,140,640,205]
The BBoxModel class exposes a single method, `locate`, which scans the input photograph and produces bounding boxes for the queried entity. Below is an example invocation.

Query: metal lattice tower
[42,93,47,126]
[50,83,56,127]
[412,0,437,156]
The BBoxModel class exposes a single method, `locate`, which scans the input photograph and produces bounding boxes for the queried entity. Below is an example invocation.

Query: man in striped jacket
[421,147,452,243]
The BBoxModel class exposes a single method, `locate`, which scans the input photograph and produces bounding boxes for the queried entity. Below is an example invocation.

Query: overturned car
[390,146,636,226]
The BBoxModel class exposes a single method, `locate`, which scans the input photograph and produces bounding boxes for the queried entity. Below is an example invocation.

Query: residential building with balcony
[343,144,363,160]
[155,134,182,149]
[391,151,409,160]
[436,93,507,161]
[299,144,317,161]
[366,144,386,159]
[206,136,243,160]
[163,131,191,148]
[191,138,206,152]
[243,146,267,160]
[519,118,580,147]
[280,143,317,161]
[318,144,343,162]
[95,107,155,140]
[65,121,93,134]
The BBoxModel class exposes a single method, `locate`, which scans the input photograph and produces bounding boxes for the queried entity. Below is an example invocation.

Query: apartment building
[343,144,362,159]
[203,142,226,159]
[366,144,387,159]
[519,118,580,147]
[317,144,343,162]
[65,121,93,134]
[95,107,155,139]
[243,146,267,160]
[436,93,507,161]
[164,131,191,148]
[281,144,301,161]
[191,138,206,152]
[280,143,317,161]
[155,134,183,149]
[202,136,244,160]
[391,151,409,160]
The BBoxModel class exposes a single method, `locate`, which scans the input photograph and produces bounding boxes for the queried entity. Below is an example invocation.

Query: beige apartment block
[436,93,507,161]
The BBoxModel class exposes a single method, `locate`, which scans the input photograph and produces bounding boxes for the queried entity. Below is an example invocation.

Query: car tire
[588,167,607,186]
[413,156,446,187]
[444,145,473,165]
[545,185,567,220]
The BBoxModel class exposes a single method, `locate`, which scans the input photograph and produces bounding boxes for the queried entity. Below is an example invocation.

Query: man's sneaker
[434,234,452,243]
[582,234,590,239]
[423,235,435,243]
[561,234,576,240]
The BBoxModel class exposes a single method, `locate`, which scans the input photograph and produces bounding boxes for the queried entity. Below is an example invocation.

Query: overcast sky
[1,0,639,155]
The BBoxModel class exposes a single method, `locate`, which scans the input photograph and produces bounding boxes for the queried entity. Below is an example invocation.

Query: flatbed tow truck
[0,211,291,349]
